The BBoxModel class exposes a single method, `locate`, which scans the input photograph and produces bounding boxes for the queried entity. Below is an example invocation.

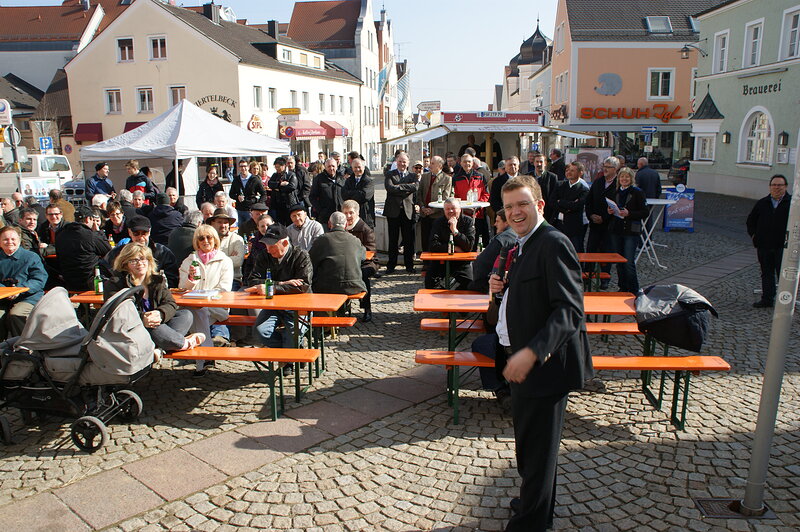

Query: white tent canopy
[80,100,289,194]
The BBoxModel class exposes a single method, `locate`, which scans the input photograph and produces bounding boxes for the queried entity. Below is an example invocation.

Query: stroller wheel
[20,409,37,426]
[70,416,108,453]
[0,416,12,445]
[115,390,143,422]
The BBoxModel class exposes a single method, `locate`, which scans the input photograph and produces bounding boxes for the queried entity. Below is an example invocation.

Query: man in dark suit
[585,156,619,288]
[342,156,375,228]
[426,198,475,289]
[530,153,559,223]
[746,174,791,308]
[548,149,566,181]
[552,161,590,253]
[635,157,662,199]
[287,156,312,212]
[267,156,299,226]
[309,159,344,226]
[490,176,592,531]
[383,153,419,273]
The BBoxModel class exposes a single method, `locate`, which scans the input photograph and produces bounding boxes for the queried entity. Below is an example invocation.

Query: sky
[1,0,558,111]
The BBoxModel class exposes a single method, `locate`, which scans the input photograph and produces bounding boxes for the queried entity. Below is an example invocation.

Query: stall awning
[124,122,146,133]
[382,125,450,145]
[321,120,349,138]
[544,127,602,140]
[74,123,103,142]
[446,123,549,133]
[280,120,326,139]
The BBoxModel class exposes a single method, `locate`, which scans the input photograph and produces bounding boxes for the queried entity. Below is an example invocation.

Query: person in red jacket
[452,154,490,249]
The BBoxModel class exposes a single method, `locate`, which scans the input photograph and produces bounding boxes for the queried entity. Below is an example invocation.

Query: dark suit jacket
[229,174,266,212]
[549,158,566,181]
[585,176,617,227]
[429,215,475,255]
[747,193,791,249]
[342,174,376,228]
[635,166,662,199]
[534,171,559,222]
[552,180,589,236]
[504,223,593,398]
[383,170,419,219]
[309,171,343,225]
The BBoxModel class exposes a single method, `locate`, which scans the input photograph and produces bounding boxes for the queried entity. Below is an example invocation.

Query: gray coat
[308,228,366,295]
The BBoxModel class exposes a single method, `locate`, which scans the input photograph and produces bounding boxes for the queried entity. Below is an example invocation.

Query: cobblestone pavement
[1,192,798,531]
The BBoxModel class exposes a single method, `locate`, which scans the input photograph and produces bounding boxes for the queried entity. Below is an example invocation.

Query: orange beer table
[419,252,479,289]
[577,252,626,291]
[583,292,636,316]
[414,289,488,351]
[0,287,29,299]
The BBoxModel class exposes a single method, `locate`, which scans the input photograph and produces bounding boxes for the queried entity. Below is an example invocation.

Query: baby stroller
[0,286,156,452]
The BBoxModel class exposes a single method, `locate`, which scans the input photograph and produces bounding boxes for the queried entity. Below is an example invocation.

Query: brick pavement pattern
[0,192,798,531]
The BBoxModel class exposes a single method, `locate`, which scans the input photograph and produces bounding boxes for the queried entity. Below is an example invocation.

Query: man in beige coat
[416,156,452,251]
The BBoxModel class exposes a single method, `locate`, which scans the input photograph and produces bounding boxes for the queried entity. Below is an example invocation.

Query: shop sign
[247,114,263,133]
[551,105,568,121]
[194,94,237,122]
[742,80,781,96]
[579,104,683,123]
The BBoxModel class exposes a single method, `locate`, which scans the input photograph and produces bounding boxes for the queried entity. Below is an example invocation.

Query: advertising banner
[664,185,695,231]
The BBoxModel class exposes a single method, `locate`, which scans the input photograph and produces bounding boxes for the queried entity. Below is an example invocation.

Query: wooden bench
[415,350,730,429]
[585,322,642,335]
[165,346,320,420]
[420,318,486,333]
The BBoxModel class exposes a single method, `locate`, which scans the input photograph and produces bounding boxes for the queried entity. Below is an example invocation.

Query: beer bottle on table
[264,269,274,299]
[448,234,455,255]
[93,267,103,294]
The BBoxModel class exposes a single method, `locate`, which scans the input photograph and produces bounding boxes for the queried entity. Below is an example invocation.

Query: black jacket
[102,240,179,288]
[308,228,367,295]
[504,223,593,398]
[125,171,157,203]
[268,170,299,217]
[309,171,344,225]
[229,174,266,212]
[608,186,648,236]
[36,219,64,256]
[167,222,197,267]
[147,205,184,245]
[293,165,313,210]
[383,169,419,219]
[342,173,376,228]
[102,219,128,245]
[245,244,312,295]
[635,166,662,199]
[585,176,618,227]
[347,218,378,272]
[54,222,112,291]
[489,173,510,213]
[119,199,138,223]
[430,214,475,255]
[469,227,517,293]
[104,272,178,322]
[549,158,566,181]
[534,171,559,223]
[747,193,791,249]
[552,180,589,236]
[196,179,224,209]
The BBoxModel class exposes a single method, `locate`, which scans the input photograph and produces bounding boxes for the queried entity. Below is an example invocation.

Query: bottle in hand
[191,259,202,280]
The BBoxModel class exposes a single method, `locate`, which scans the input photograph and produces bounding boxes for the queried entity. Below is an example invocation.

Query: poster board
[565,147,613,182]
[663,185,695,232]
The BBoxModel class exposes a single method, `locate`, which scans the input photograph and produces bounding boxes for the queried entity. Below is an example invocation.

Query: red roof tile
[287,0,361,49]
[0,0,129,42]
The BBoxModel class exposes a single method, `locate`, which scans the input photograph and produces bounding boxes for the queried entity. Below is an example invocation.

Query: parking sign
[39,136,53,152]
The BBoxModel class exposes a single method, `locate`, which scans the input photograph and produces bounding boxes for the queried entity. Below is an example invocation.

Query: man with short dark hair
[102,215,179,287]
[0,225,47,338]
[49,188,74,222]
[17,207,43,255]
[308,211,366,296]
[747,174,791,308]
[147,193,183,245]
[531,153,559,223]
[342,156,376,228]
[268,156,299,226]
[548,149,566,181]
[287,156,312,211]
[86,162,116,203]
[54,206,111,291]
[37,203,64,257]
[310,158,344,226]
[491,176,592,531]
[520,150,538,176]
[124,159,156,204]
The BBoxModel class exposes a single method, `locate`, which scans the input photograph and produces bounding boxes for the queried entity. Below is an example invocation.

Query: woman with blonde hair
[178,225,233,374]
[106,243,204,352]
[606,166,648,293]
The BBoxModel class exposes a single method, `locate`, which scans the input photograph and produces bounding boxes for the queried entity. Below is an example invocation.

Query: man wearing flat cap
[244,225,312,353]
[101,215,179,287]
[286,203,324,251]
[239,202,269,241]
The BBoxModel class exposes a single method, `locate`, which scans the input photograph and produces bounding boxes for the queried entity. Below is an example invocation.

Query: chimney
[81,0,90,11]
[203,2,221,25]
[266,20,278,38]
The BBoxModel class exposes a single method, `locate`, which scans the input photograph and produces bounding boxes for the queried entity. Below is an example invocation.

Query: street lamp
[680,39,708,59]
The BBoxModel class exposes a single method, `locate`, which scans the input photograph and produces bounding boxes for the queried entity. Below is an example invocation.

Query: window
[136,87,154,113]
[169,85,186,107]
[648,69,674,100]
[690,68,698,100]
[780,8,800,60]
[743,21,763,67]
[149,36,167,60]
[282,49,292,62]
[555,23,564,52]
[319,93,325,113]
[740,110,773,164]
[291,90,298,107]
[302,91,309,112]
[314,56,321,68]
[339,96,344,115]
[364,106,368,124]
[330,95,336,114]
[713,30,729,74]
[117,38,134,62]
[694,135,715,161]
[645,16,673,34]
[105,89,122,114]
[268,88,276,110]
[253,86,262,110]
[299,53,308,66]
[349,97,354,115]
[563,71,568,101]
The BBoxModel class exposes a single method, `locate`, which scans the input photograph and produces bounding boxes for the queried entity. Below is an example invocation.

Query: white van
[0,153,74,197]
